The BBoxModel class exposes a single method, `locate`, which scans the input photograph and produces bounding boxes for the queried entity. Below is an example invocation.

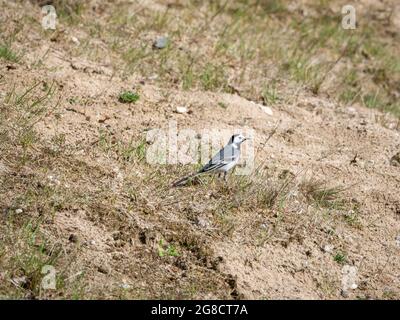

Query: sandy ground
[0,0,399,299]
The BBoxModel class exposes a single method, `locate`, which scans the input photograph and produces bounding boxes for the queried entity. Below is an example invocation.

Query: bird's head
[229,134,249,145]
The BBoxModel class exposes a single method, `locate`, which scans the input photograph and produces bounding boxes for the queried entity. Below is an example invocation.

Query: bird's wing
[199,144,239,173]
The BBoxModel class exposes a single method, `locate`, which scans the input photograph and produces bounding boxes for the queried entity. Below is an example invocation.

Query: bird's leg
[223,172,227,181]
[217,172,222,179]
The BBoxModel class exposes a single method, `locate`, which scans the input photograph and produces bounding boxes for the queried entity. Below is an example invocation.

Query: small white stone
[120,283,131,290]
[323,244,334,253]
[260,105,273,116]
[196,216,210,228]
[148,74,158,80]
[11,276,27,286]
[71,36,80,45]
[176,106,188,114]
[15,208,23,214]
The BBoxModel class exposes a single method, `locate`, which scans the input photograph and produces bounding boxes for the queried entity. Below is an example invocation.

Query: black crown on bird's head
[229,134,238,144]
[228,134,248,145]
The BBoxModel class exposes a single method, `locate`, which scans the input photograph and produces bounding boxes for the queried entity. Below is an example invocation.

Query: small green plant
[134,139,146,161]
[166,244,179,257]
[260,0,287,13]
[199,63,226,91]
[118,91,140,103]
[55,0,85,24]
[334,251,346,264]
[118,139,146,162]
[343,209,361,228]
[261,82,279,105]
[362,92,380,109]
[218,102,227,109]
[158,240,179,257]
[300,179,346,210]
[0,43,22,62]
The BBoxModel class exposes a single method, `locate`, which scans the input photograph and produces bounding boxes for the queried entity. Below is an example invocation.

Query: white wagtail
[172,134,249,187]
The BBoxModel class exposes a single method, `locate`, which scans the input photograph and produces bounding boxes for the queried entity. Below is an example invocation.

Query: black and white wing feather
[199,144,239,173]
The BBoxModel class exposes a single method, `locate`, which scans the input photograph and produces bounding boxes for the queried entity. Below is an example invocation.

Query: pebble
[176,106,188,114]
[120,283,132,290]
[15,208,23,214]
[260,223,268,229]
[196,216,211,228]
[11,276,27,286]
[71,36,80,45]
[323,244,334,253]
[260,105,273,115]
[97,265,110,274]
[153,36,169,49]
[347,107,356,113]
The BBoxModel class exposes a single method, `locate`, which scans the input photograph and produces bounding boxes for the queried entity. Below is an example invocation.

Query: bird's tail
[171,172,200,187]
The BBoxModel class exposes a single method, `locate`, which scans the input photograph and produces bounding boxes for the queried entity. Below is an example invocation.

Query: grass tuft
[118,91,140,103]
[0,43,22,63]
[300,179,347,210]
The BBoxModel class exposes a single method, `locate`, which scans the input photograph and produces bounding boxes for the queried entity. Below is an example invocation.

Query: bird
[172,134,249,187]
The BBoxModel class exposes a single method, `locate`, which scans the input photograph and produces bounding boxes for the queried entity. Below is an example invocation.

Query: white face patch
[234,135,245,144]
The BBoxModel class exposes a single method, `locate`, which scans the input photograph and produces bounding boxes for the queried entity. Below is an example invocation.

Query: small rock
[323,244,334,253]
[120,283,131,290]
[148,74,158,80]
[176,106,188,114]
[153,36,169,49]
[15,208,23,214]
[11,276,27,287]
[260,223,268,229]
[71,36,80,45]
[390,152,400,167]
[347,107,356,113]
[260,105,273,115]
[395,235,400,247]
[97,265,110,274]
[196,216,210,228]
[47,175,60,186]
